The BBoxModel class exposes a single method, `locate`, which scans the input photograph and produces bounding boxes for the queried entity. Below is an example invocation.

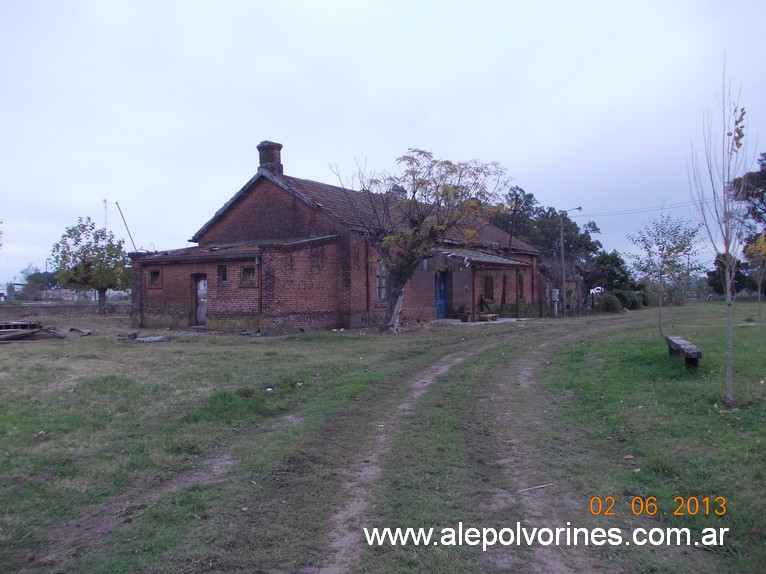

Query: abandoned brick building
[130,141,544,334]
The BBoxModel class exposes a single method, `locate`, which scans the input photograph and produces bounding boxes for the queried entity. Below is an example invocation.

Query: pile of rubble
[0,321,67,342]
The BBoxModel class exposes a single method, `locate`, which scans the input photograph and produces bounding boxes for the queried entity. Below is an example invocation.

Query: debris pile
[0,322,66,342]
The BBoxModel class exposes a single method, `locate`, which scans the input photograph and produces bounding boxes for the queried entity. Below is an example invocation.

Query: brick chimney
[257,140,283,175]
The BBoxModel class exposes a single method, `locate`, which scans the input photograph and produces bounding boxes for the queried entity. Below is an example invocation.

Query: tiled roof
[278,173,539,255]
[192,168,540,255]
[278,174,387,230]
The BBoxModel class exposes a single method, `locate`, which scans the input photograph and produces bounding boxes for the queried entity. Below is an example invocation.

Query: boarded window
[217,265,228,283]
[376,264,388,300]
[241,267,257,287]
[484,275,494,301]
[148,269,161,288]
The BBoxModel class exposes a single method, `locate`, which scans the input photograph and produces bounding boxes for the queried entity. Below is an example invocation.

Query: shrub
[613,289,642,310]
[598,293,622,313]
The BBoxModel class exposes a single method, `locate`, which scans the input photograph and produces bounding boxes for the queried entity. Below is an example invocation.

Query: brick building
[130,141,543,334]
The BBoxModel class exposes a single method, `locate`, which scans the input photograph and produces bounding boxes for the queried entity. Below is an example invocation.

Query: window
[217,265,228,283]
[376,264,388,300]
[241,266,257,287]
[148,269,161,288]
[484,275,494,301]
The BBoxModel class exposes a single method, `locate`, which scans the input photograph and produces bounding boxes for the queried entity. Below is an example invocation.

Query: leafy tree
[20,264,58,301]
[487,192,601,263]
[737,154,766,315]
[627,213,702,335]
[689,82,751,408]
[732,151,766,241]
[706,255,754,295]
[486,187,539,244]
[589,250,634,291]
[49,217,131,313]
[487,191,602,311]
[745,232,766,314]
[345,149,507,332]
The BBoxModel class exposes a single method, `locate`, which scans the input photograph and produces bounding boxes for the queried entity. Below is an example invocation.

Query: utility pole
[559,206,582,318]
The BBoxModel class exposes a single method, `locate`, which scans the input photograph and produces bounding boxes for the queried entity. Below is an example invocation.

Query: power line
[571,198,715,219]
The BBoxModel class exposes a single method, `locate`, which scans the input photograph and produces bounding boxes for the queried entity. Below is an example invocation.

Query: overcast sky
[2,0,765,286]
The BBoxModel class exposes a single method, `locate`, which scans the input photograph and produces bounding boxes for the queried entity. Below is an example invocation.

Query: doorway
[435,271,449,319]
[194,274,207,326]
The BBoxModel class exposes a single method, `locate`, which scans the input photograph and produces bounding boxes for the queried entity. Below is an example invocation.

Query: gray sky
[2,0,765,286]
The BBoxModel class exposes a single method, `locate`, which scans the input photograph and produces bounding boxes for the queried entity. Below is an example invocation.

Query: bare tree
[689,80,751,408]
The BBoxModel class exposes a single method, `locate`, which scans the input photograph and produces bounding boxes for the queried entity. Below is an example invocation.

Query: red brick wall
[259,239,344,334]
[135,261,198,328]
[449,265,474,314]
[344,235,376,328]
[401,263,437,322]
[197,179,339,245]
[133,178,546,333]
[132,237,352,334]
[132,250,547,332]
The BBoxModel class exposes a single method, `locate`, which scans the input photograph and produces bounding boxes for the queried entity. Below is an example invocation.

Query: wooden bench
[665,335,702,370]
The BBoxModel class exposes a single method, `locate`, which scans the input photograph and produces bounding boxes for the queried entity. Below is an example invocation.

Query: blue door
[435,271,448,319]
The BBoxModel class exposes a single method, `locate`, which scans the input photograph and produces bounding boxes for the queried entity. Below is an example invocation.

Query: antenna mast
[115,202,138,252]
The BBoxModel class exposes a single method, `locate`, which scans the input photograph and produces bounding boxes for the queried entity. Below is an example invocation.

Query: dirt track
[21,315,652,573]
[316,316,637,573]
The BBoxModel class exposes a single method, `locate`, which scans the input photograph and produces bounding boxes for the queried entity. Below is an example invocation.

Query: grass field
[541,302,766,572]
[0,303,763,573]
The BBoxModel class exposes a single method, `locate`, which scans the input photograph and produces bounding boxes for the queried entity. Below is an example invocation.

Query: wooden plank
[0,321,42,331]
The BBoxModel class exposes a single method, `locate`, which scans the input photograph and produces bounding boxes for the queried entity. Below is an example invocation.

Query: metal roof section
[131,235,339,264]
[438,247,530,269]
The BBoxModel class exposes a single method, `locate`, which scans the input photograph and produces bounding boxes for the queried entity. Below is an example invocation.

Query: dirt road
[316,316,638,573]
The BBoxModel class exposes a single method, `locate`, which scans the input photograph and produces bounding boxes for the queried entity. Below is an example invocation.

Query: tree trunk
[724,264,735,409]
[725,297,734,408]
[380,283,406,333]
[97,288,108,314]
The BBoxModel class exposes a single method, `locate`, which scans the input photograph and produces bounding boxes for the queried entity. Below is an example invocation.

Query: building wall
[132,175,545,332]
[206,261,262,331]
[259,238,345,335]
[196,178,338,245]
[345,234,378,329]
[132,237,353,334]
[131,250,547,332]
[134,260,200,329]
[401,262,439,322]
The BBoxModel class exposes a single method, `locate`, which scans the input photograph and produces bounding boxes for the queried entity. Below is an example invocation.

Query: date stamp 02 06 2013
[589,495,727,518]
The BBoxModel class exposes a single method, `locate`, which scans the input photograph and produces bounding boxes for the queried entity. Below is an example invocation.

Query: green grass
[543,301,766,573]
[0,317,495,573]
[357,334,550,573]
[0,304,763,573]
[361,363,493,573]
